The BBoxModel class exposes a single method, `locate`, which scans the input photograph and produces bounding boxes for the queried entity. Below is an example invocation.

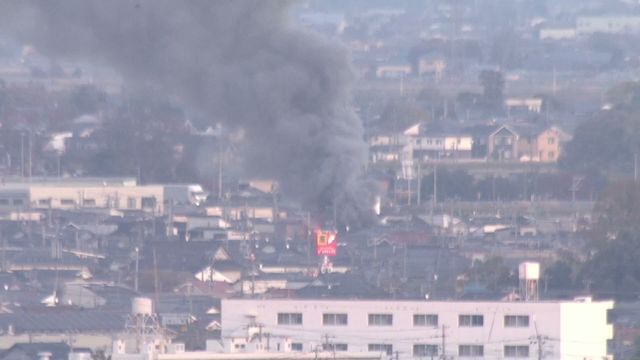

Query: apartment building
[221,298,613,360]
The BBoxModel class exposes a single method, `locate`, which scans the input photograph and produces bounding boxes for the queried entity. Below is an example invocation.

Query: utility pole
[407,172,412,206]
[402,243,407,281]
[417,161,422,206]
[431,164,437,216]
[27,131,32,180]
[531,321,548,360]
[635,152,638,182]
[153,247,159,304]
[217,123,224,200]
[440,325,446,360]
[134,247,139,292]
[20,133,24,177]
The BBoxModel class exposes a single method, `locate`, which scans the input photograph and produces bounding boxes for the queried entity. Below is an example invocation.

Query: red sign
[315,230,337,257]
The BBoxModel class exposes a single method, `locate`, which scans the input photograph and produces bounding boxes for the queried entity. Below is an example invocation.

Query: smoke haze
[0,1,370,224]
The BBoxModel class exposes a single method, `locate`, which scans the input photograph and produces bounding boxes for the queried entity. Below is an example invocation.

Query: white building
[221,298,613,360]
[0,178,207,215]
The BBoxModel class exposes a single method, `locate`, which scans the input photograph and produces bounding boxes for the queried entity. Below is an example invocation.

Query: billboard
[315,230,337,257]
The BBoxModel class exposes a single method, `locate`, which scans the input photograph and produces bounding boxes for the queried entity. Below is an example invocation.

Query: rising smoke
[0,1,372,225]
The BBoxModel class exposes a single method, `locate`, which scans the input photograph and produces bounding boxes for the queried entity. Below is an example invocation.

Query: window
[277,313,302,325]
[414,314,438,327]
[291,343,303,351]
[459,345,483,357]
[504,315,529,328]
[368,313,393,326]
[0,199,9,205]
[127,197,137,209]
[12,199,23,206]
[38,199,51,206]
[413,344,438,357]
[368,344,393,356]
[547,137,555,145]
[323,313,348,326]
[61,199,75,205]
[83,198,96,206]
[141,196,157,208]
[548,151,555,159]
[504,345,529,358]
[459,314,483,327]
[323,343,348,352]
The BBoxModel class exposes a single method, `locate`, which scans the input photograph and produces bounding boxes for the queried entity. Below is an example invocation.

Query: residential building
[487,125,518,161]
[516,126,570,163]
[221,297,614,360]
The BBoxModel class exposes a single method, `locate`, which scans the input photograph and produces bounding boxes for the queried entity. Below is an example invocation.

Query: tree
[580,181,640,299]
[544,261,575,290]
[70,85,106,114]
[378,100,430,132]
[420,168,476,202]
[479,70,504,112]
[560,109,636,176]
[467,256,516,292]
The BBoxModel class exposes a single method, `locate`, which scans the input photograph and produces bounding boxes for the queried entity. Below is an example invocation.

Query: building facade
[221,298,613,360]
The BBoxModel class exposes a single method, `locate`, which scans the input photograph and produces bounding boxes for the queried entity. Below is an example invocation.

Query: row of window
[277,312,529,328]
[0,198,25,206]
[290,343,529,358]
[0,197,158,208]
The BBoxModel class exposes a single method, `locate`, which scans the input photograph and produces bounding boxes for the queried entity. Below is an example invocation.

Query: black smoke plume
[0,1,372,225]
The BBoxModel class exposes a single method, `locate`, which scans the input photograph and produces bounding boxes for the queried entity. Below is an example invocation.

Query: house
[368,132,407,164]
[515,125,570,163]
[401,123,474,162]
[487,125,519,161]
[462,124,499,159]
[173,280,235,298]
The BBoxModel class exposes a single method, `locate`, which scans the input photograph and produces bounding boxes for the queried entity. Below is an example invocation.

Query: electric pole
[440,325,446,360]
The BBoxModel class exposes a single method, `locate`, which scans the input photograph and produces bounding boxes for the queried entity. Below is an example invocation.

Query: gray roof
[0,310,126,333]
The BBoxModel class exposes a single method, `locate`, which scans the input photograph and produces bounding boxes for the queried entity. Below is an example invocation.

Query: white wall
[560,301,614,360]
[27,185,164,213]
[221,299,613,360]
